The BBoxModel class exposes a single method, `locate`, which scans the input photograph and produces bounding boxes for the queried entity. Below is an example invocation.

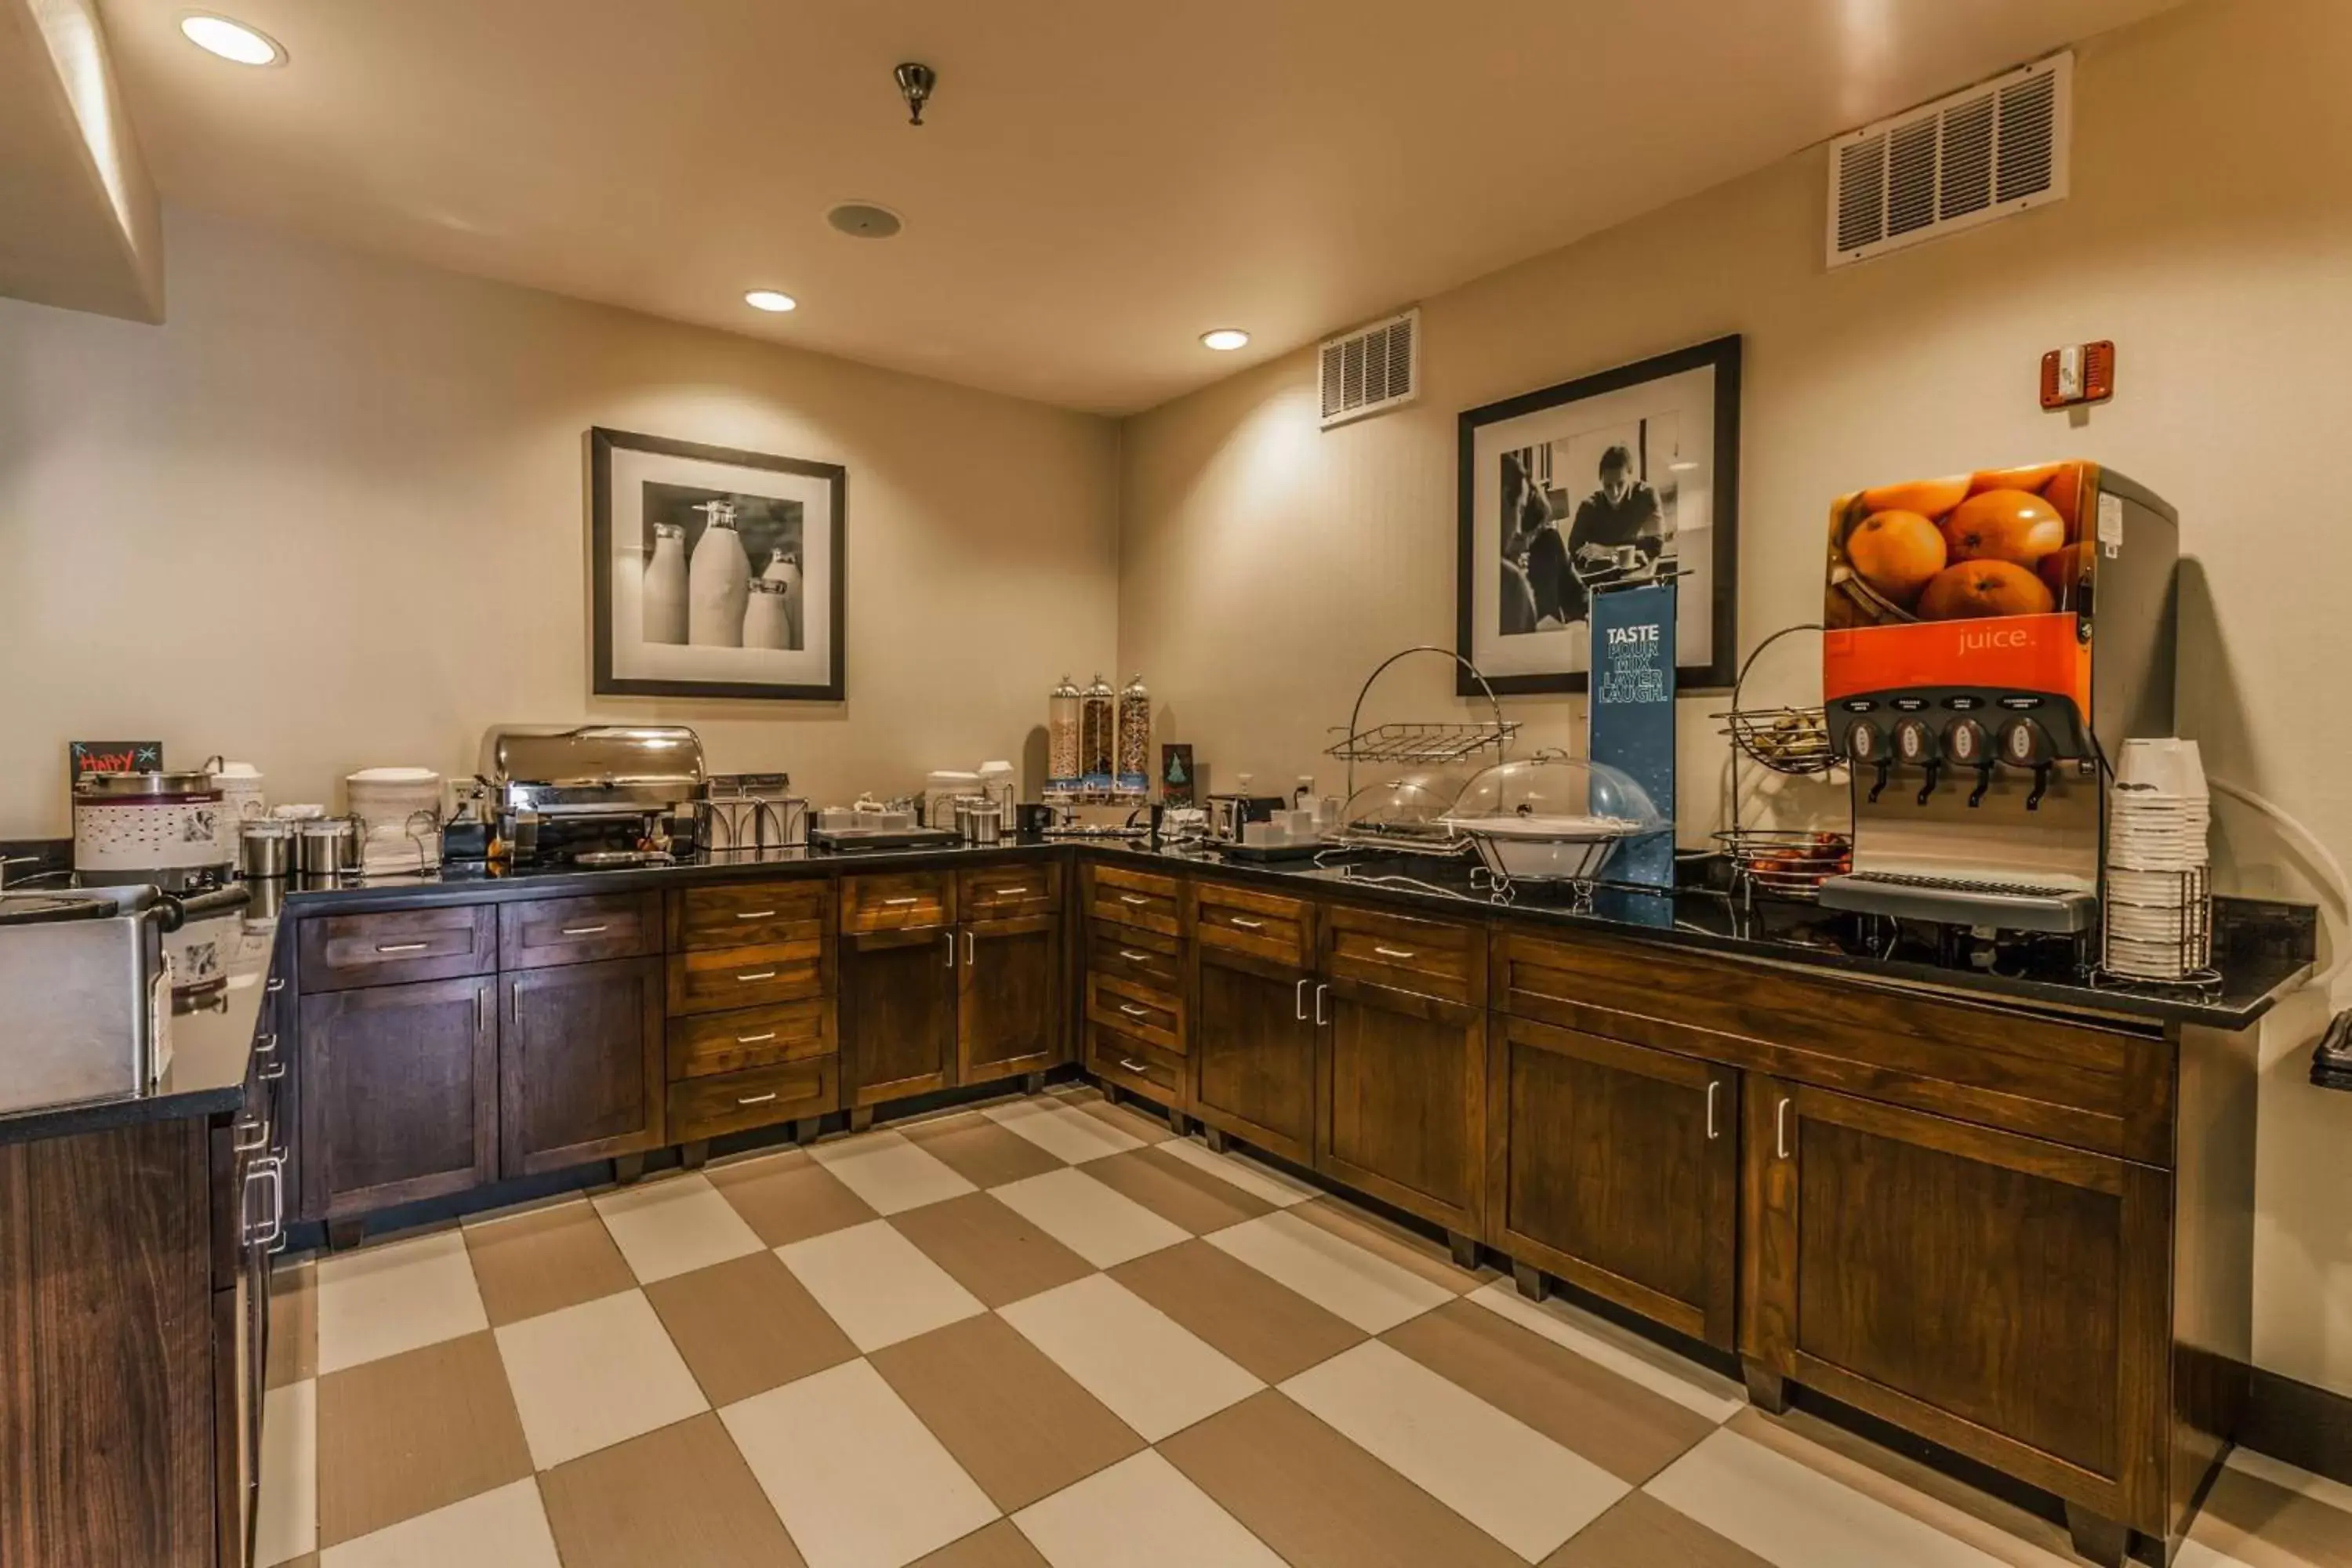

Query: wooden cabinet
[498,956,666,1178]
[499,891,661,970]
[960,914,1062,1085]
[840,925,960,1108]
[1319,972,1484,1239]
[1190,944,1316,1165]
[297,903,496,993]
[1486,1015,1737,1348]
[298,975,497,1218]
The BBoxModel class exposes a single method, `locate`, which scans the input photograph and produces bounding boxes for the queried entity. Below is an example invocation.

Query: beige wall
[1119,0,2352,1394]
[0,206,1119,828]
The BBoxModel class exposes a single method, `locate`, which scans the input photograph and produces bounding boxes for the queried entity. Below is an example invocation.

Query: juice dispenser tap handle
[1967,764,1994,809]
[1866,759,1893,804]
[2025,763,2052,812]
[1915,760,1943,808]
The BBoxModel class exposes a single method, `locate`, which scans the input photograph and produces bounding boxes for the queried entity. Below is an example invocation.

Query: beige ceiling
[96,0,2180,414]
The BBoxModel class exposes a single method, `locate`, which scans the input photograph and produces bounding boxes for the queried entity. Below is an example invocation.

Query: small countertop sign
[1588,582,1676,897]
[68,739,163,778]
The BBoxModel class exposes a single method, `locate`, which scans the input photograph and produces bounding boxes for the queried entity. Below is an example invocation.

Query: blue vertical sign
[1588,583,1676,898]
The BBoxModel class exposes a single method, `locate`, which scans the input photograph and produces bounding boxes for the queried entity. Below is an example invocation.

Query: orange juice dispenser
[1817,462,2178,936]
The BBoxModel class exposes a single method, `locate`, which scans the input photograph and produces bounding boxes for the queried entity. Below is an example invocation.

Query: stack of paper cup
[2103,739,2212,980]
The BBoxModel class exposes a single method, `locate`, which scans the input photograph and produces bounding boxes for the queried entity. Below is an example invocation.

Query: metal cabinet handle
[1314,983,1328,1025]
[259,1056,286,1082]
[559,924,610,936]
[232,1113,269,1153]
[736,970,779,982]
[1776,1096,1792,1160]
[1705,1080,1721,1142]
[1295,978,1309,1020]
[1119,949,1151,964]
[1119,1058,1151,1074]
[964,931,975,967]
[885,896,922,906]
[477,989,487,1030]
[995,886,1030,897]
[1118,1003,1151,1018]
[945,931,955,967]
[265,978,285,995]
[244,1158,285,1250]
[735,909,778,920]
[735,1031,778,1045]
[254,1032,278,1058]
[1229,916,1265,930]
[737,1091,779,1106]
[1119,895,1149,906]
[376,942,429,954]
[1372,946,1417,960]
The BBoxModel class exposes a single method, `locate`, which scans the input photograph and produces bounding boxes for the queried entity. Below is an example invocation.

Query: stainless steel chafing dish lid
[477,725,705,812]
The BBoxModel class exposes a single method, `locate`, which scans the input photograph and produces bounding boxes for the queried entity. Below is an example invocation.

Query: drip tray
[1820,871,2096,933]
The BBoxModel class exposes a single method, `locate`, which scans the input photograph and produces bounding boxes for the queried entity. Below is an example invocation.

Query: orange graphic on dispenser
[1825,461,2092,630]
[1822,615,2090,717]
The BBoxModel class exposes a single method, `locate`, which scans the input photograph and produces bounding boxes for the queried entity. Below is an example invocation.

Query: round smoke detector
[827,202,905,240]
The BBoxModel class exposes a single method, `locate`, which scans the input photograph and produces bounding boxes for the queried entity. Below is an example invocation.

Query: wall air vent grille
[1826,52,2071,268]
[1319,308,1420,430]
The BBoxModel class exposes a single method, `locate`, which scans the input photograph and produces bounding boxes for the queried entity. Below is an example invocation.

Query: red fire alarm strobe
[2042,341,2115,409]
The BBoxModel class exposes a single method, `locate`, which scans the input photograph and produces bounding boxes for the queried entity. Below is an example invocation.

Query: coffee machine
[1816,462,2177,935]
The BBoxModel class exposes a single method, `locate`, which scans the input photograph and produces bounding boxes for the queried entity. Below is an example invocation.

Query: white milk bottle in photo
[687,499,750,647]
[760,550,804,648]
[743,579,792,650]
[642,521,688,644]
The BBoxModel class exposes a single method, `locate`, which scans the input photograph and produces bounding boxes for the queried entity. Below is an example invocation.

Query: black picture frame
[1455,335,1741,695]
[590,426,848,702]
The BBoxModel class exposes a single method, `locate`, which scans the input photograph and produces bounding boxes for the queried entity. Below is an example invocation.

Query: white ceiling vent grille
[1826,53,2071,268]
[1319,308,1420,430]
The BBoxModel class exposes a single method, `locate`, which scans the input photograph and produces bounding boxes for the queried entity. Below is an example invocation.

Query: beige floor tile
[316,1331,534,1548]
[644,1250,858,1406]
[593,1172,764,1284]
[1150,1136,1318,1208]
[1282,1340,1628,1560]
[1465,1283,1744,1422]
[463,1199,637,1327]
[723,1358,1000,1568]
[911,1520,1051,1568]
[1206,1209,1454,1334]
[1646,1427,2021,1568]
[268,1261,318,1388]
[1160,1388,1523,1568]
[1541,1490,1775,1567]
[998,1274,1262,1442]
[707,1147,880,1247]
[256,1377,318,1568]
[1385,1298,1717,1486]
[319,1477,560,1568]
[1108,1240,1365,1384]
[887,1191,1098,1308]
[901,1112,1070,1189]
[1080,1146,1275,1235]
[2190,1465,2352,1568]
[316,1229,488,1374]
[989,1167,1188,1269]
[494,1289,710,1469]
[779,1218,988,1352]
[539,1411,806,1568]
[1071,1096,1178,1145]
[812,1129,982,1214]
[1011,1450,1284,1568]
[2229,1446,2352,1516]
[871,1312,1145,1512]
[1288,1196,1490,1294]
[982,1098,1145,1164]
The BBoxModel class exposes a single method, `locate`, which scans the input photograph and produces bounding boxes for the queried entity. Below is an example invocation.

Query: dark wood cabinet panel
[669,998,833,1080]
[1318,976,1483,1235]
[668,1058,837,1143]
[666,937,831,1014]
[499,891,662,969]
[1486,1016,1736,1348]
[840,926,959,1106]
[1087,1022,1185,1104]
[1324,903,1483,1005]
[1190,946,1316,1164]
[841,871,955,934]
[1195,881,1312,966]
[1086,920,1184,999]
[297,903,497,993]
[960,914,1062,1086]
[670,878,831,951]
[499,957,666,1178]
[1083,862,1181,937]
[960,862,1062,922]
[1086,973,1183,1054]
[298,976,497,1218]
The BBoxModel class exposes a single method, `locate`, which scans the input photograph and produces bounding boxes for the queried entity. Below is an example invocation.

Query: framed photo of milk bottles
[590,427,847,700]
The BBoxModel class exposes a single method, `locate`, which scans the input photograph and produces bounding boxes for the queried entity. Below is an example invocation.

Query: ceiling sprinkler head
[895,62,937,126]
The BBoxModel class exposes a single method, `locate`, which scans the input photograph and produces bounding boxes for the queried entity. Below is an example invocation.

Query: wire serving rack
[1712,827,1851,903]
[1324,646,1519,802]
[1711,623,1843,779]
[1715,623,1852,907]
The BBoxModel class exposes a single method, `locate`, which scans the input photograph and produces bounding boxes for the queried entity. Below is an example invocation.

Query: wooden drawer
[842,871,954,934]
[1087,972,1183,1054]
[1196,880,1312,965]
[669,998,833,1080]
[1325,903,1483,1005]
[671,879,831,952]
[499,891,662,970]
[666,1058,837,1143]
[1085,862,1181,938]
[297,904,496,993]
[1086,1023,1183,1104]
[1087,921,1184,997]
[667,938,832,1015]
[959,862,1062,921]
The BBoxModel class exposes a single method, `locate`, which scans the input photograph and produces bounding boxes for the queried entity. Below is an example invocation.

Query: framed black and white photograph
[1457,335,1740,695]
[590,426,847,701]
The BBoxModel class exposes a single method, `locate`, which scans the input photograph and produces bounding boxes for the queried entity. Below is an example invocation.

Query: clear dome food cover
[1439,752,1668,883]
[1341,767,1471,836]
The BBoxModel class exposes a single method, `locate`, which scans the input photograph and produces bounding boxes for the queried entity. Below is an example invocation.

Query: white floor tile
[316,1229,488,1374]
[983,1098,1145,1164]
[723,1358,998,1568]
[1645,1428,2013,1568]
[320,1477,561,1568]
[1150,1136,1316,1207]
[2227,1444,2352,1514]
[810,1130,979,1214]
[253,1377,316,1567]
[989,1167,1187,1268]
[2175,1544,2260,1568]
[778,1218,985,1352]
[999,1274,1260,1441]
[1466,1281,1745,1423]
[1205,1209,1452,1334]
[592,1171,763,1284]
[492,1289,708,1468]
[1014,1450,1284,1568]
[1283,1340,1624,1559]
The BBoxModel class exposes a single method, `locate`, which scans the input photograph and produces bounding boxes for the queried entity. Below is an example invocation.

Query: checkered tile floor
[256,1085,2350,1568]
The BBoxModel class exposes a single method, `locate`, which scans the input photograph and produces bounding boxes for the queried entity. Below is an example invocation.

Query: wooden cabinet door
[1190,944,1316,1164]
[1318,974,1484,1235]
[499,956,666,1178]
[1486,1015,1737,1348]
[1742,1075,2169,1532]
[298,976,496,1218]
[840,926,960,1107]
[959,914,1062,1086]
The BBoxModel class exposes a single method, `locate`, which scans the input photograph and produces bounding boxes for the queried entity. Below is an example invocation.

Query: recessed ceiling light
[179,14,284,66]
[744,290,797,313]
[1200,328,1250,352]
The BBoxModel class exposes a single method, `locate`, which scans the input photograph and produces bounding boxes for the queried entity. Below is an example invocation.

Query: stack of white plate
[2103,739,2212,980]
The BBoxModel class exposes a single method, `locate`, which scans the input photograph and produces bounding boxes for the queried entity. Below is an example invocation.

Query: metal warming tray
[0,891,170,1114]
[477,724,706,817]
